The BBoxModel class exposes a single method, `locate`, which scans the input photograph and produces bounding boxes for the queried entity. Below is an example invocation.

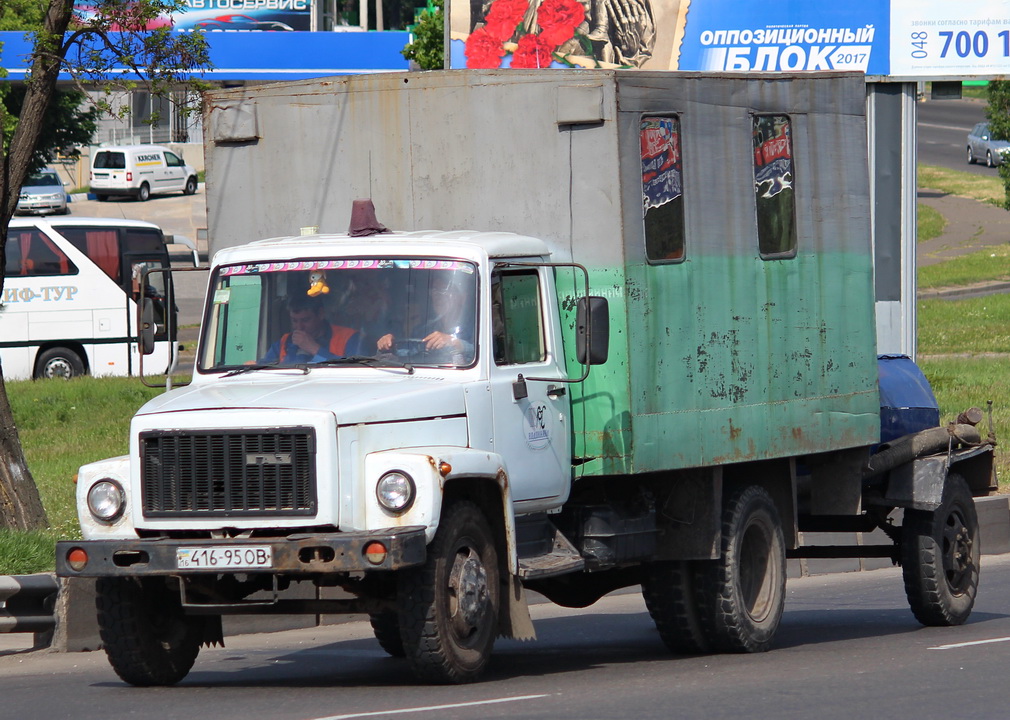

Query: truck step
[518,528,585,580]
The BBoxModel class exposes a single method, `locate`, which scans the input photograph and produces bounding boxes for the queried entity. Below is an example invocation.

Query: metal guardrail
[0,575,58,634]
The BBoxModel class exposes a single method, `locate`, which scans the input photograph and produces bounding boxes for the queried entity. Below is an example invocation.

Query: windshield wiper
[221,363,309,377]
[312,355,414,374]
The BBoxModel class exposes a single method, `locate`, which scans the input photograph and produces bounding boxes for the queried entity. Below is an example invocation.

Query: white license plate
[176,546,273,570]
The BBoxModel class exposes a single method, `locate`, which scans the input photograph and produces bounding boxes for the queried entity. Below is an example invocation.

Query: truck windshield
[200,258,479,372]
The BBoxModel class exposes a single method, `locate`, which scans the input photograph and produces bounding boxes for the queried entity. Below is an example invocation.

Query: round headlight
[88,479,125,522]
[376,471,415,513]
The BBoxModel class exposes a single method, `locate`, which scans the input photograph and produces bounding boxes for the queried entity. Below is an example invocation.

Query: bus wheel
[397,500,500,683]
[35,347,85,379]
[137,183,150,202]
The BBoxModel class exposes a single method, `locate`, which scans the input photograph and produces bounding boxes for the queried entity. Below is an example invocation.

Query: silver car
[967,122,1010,168]
[16,168,69,215]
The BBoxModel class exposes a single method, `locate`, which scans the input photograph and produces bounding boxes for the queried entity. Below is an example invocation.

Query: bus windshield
[201,259,479,372]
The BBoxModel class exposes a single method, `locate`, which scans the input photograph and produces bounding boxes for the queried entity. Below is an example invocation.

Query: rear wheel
[96,577,203,686]
[34,346,85,379]
[95,193,109,202]
[902,473,979,626]
[397,500,500,683]
[642,560,710,653]
[137,182,150,202]
[694,485,786,653]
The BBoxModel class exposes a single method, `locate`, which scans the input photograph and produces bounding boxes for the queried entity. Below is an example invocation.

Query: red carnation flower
[465,27,507,68]
[511,33,555,68]
[537,0,585,47]
[483,0,529,41]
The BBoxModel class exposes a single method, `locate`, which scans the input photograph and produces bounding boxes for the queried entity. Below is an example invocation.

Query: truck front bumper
[55,527,428,578]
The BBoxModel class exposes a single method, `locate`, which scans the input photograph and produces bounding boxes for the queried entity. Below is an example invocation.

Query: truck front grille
[140,428,317,518]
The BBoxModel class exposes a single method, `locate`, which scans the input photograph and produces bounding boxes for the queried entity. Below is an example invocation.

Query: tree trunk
[0,0,76,530]
[0,375,48,530]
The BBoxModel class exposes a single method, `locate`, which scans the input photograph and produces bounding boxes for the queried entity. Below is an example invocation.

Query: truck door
[489,268,571,507]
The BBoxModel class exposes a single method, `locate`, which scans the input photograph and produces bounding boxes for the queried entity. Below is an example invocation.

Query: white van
[2,216,181,380]
[90,145,198,202]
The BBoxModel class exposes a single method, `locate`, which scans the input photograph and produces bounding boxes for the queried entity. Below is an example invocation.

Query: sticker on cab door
[523,402,551,450]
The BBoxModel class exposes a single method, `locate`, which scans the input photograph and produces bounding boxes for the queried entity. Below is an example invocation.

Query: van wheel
[184,177,198,195]
[95,193,109,202]
[137,183,151,202]
[35,347,85,379]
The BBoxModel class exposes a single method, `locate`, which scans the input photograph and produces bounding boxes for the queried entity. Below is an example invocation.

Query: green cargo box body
[205,70,880,479]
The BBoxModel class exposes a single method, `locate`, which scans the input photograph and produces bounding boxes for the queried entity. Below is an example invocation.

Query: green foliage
[402,0,444,70]
[3,87,98,174]
[985,80,1010,208]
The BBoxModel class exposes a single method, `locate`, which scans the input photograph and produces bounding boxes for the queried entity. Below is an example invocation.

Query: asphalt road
[917,96,992,174]
[3,556,1010,720]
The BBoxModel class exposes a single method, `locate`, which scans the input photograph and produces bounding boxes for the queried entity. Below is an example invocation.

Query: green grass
[8,377,161,544]
[917,294,1010,354]
[918,246,1010,289]
[918,164,1006,206]
[0,529,63,575]
[917,202,946,243]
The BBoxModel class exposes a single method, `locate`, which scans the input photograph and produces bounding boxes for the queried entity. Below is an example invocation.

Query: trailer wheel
[95,577,203,686]
[642,560,710,653]
[397,500,500,683]
[902,473,979,626]
[34,346,85,379]
[369,611,405,657]
[137,182,150,202]
[694,485,786,653]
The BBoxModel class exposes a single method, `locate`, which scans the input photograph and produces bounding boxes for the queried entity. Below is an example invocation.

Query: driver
[259,295,361,365]
[376,273,473,359]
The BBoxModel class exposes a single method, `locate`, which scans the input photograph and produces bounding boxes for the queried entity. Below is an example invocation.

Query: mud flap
[499,574,536,641]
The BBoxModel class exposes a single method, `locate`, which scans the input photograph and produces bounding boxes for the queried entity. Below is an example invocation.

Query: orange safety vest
[279,325,357,362]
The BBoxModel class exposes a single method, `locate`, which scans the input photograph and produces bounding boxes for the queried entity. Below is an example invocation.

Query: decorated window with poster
[752,114,797,259]
[641,116,685,263]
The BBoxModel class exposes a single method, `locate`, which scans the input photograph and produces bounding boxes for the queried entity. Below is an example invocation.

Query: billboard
[73,1,312,32]
[449,0,1010,77]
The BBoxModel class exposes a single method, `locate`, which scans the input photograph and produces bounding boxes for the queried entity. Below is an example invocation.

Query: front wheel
[34,346,85,379]
[95,577,203,686]
[987,151,996,168]
[184,176,198,195]
[397,500,500,683]
[693,485,786,653]
[967,146,976,164]
[902,473,979,626]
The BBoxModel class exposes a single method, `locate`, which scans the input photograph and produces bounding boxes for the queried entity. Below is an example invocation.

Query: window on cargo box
[492,270,545,365]
[4,230,78,277]
[752,114,797,259]
[641,116,685,263]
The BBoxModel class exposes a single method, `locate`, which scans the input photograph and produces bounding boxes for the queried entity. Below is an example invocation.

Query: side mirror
[141,298,156,355]
[576,296,609,365]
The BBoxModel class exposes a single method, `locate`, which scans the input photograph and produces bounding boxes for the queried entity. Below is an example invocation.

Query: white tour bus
[2,217,179,380]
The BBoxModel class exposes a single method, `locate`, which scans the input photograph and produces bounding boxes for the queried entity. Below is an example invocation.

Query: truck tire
[34,346,85,379]
[95,577,203,686]
[369,611,405,657]
[137,182,150,202]
[184,176,198,195]
[642,560,710,653]
[694,485,786,653]
[901,473,979,626]
[397,500,500,683]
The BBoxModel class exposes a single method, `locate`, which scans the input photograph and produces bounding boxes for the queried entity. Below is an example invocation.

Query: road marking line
[919,122,972,132]
[929,637,1010,650]
[311,694,551,720]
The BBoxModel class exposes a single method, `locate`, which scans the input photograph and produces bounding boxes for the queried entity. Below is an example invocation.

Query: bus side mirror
[576,296,609,365]
[141,298,156,355]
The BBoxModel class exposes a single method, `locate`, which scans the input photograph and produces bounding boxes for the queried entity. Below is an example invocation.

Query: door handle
[547,384,566,398]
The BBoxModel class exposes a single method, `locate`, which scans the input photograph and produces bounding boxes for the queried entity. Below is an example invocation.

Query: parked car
[16,168,69,216]
[90,145,198,202]
[967,122,1010,167]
